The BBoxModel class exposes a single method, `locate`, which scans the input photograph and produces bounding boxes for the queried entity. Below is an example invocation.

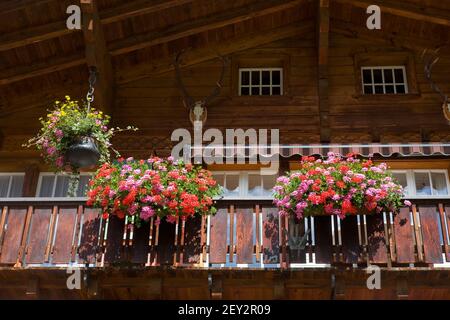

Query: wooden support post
[229,205,235,263]
[22,163,40,197]
[15,205,33,268]
[317,0,330,142]
[80,0,114,115]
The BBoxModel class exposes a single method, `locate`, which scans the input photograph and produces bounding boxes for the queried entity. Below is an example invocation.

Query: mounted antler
[174,50,229,125]
[422,47,450,121]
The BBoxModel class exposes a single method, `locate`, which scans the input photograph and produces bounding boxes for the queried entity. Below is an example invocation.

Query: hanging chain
[86,66,97,113]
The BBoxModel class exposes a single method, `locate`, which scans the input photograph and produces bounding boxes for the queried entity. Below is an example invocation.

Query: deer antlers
[174,50,229,124]
[422,47,450,121]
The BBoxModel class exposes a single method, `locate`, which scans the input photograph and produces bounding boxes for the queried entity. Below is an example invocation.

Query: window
[361,66,408,95]
[212,171,277,199]
[0,173,24,197]
[239,68,283,96]
[36,173,92,197]
[392,170,450,198]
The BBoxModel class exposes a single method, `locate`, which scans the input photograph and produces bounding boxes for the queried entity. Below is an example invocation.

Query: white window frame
[361,66,409,94]
[212,170,276,200]
[392,169,450,199]
[0,172,25,198]
[238,68,283,96]
[36,172,93,198]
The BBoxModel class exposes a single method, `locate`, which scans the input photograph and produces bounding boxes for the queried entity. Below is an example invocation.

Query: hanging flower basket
[86,157,223,226]
[23,96,137,173]
[66,136,101,168]
[273,152,410,220]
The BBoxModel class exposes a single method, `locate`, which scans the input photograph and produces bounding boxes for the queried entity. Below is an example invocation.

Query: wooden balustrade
[0,198,449,268]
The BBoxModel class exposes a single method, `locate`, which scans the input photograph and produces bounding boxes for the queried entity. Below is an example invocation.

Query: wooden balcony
[1,198,449,269]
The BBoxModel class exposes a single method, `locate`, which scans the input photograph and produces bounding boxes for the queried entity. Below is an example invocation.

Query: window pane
[77,175,91,197]
[225,174,239,197]
[9,176,24,197]
[272,71,281,85]
[0,176,10,197]
[54,176,70,197]
[431,172,449,196]
[373,69,383,83]
[272,86,281,95]
[262,174,277,197]
[396,85,406,94]
[241,87,249,96]
[415,172,432,196]
[362,69,372,84]
[241,71,249,85]
[251,71,260,85]
[261,87,270,95]
[383,69,394,83]
[39,176,55,197]
[392,173,409,196]
[251,87,260,96]
[385,85,395,94]
[374,85,384,94]
[394,69,404,83]
[363,85,373,94]
[262,71,270,85]
[248,175,262,196]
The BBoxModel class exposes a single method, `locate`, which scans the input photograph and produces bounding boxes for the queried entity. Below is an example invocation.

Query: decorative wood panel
[130,221,151,264]
[261,207,280,264]
[444,206,450,262]
[25,207,52,264]
[340,216,360,264]
[366,214,388,264]
[78,208,101,264]
[182,215,202,265]
[394,208,415,263]
[236,208,253,264]
[314,215,333,264]
[0,207,28,264]
[51,207,78,264]
[209,208,228,264]
[419,206,443,264]
[288,217,307,263]
[156,219,176,265]
[103,216,124,264]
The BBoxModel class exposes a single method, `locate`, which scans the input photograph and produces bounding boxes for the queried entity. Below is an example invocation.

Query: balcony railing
[0,198,449,269]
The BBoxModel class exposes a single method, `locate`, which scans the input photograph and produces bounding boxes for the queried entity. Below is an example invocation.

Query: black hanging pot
[66,136,100,169]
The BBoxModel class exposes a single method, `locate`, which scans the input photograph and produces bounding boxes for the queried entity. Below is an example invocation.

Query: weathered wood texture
[394,208,415,263]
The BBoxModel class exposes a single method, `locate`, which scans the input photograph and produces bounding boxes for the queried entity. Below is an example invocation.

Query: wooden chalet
[1,0,450,300]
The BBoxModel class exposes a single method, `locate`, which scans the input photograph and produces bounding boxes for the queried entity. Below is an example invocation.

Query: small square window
[0,174,24,198]
[239,68,283,96]
[361,66,408,95]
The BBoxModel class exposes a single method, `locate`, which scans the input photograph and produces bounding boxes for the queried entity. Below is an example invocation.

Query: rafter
[0,54,85,86]
[0,0,311,86]
[0,0,195,52]
[80,0,114,115]
[110,0,311,56]
[318,0,330,143]
[331,19,450,56]
[334,0,450,27]
[0,0,53,15]
[117,20,315,84]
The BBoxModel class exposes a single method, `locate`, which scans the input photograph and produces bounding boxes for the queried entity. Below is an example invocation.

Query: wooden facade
[0,0,450,299]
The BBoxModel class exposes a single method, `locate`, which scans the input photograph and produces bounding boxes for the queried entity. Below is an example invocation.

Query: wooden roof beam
[318,0,330,143]
[0,0,312,86]
[110,0,313,56]
[117,20,315,84]
[331,19,450,56]
[334,0,450,27]
[80,0,114,115]
[0,0,195,52]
